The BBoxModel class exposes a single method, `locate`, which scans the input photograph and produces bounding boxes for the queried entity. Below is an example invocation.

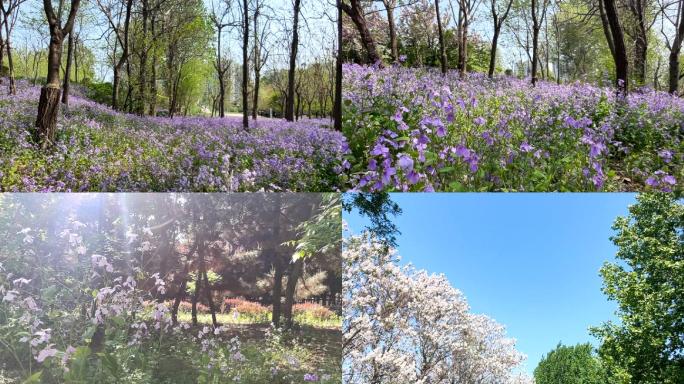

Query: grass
[175,311,342,329]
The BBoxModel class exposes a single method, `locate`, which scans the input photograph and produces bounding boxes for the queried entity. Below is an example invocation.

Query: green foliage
[534,343,610,384]
[85,82,114,106]
[590,193,684,384]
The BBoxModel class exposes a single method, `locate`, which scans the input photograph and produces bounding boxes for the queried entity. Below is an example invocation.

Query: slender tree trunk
[283,258,303,329]
[252,7,260,120]
[334,0,342,131]
[241,0,249,129]
[602,0,628,94]
[62,31,73,106]
[2,13,15,95]
[531,0,539,85]
[436,0,447,73]
[203,271,218,328]
[384,0,398,62]
[488,26,500,77]
[171,269,188,324]
[285,0,300,121]
[272,260,284,327]
[137,0,149,115]
[191,269,201,326]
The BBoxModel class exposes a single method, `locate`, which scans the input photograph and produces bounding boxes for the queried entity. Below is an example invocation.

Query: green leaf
[21,371,42,384]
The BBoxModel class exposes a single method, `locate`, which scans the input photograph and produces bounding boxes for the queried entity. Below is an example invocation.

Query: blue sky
[344,193,637,375]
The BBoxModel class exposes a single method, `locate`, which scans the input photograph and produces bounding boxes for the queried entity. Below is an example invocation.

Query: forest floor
[0,79,349,192]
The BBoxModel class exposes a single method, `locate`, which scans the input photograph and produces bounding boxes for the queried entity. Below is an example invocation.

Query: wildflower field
[0,81,349,192]
[342,64,683,192]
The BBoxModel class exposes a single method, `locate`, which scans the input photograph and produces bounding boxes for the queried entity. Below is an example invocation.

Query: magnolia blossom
[343,233,531,384]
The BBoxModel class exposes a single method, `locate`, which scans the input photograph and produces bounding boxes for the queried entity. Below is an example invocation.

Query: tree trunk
[285,0,300,121]
[171,272,188,325]
[436,0,447,73]
[242,0,249,129]
[202,271,218,328]
[488,27,500,77]
[2,14,15,95]
[341,0,383,65]
[35,21,66,149]
[191,268,201,326]
[272,260,284,328]
[531,0,539,85]
[283,258,303,329]
[602,0,628,94]
[252,7,261,120]
[633,33,647,85]
[458,7,468,77]
[137,0,149,115]
[62,31,74,106]
[384,0,398,62]
[668,48,680,94]
[334,0,342,131]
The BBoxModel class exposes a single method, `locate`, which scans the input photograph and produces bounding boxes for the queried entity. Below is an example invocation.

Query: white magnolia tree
[343,233,534,384]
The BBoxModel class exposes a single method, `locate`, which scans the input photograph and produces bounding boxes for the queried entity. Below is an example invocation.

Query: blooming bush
[223,298,270,322]
[343,64,682,191]
[174,300,210,314]
[293,303,337,321]
[0,80,350,192]
[343,232,531,383]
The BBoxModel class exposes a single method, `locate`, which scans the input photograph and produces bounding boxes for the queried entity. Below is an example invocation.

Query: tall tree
[0,0,26,95]
[97,0,133,110]
[660,0,684,94]
[534,343,609,384]
[210,0,231,118]
[334,0,342,131]
[488,0,514,77]
[240,0,249,129]
[435,0,447,73]
[590,194,684,383]
[251,0,270,120]
[625,0,654,85]
[602,0,629,94]
[456,0,481,77]
[530,0,549,85]
[285,0,301,121]
[34,0,81,149]
[380,0,399,62]
[61,27,74,106]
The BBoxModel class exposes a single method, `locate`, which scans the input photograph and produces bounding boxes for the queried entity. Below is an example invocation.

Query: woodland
[0,193,342,383]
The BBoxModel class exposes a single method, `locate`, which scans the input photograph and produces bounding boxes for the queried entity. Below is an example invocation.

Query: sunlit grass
[175,310,341,329]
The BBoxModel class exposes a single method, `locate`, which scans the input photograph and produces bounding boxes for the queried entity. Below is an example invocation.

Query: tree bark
[272,259,284,327]
[241,0,249,129]
[137,0,149,115]
[383,0,398,62]
[285,0,300,121]
[668,6,684,94]
[333,0,342,131]
[203,270,218,328]
[283,258,303,329]
[436,0,447,73]
[35,0,80,149]
[488,27,500,77]
[602,0,629,94]
[112,0,132,110]
[62,30,74,106]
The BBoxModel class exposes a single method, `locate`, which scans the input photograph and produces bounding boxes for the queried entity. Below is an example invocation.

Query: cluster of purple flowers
[343,64,681,191]
[0,80,350,192]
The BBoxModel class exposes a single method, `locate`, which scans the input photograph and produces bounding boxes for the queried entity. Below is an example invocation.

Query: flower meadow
[343,64,683,192]
[0,81,350,192]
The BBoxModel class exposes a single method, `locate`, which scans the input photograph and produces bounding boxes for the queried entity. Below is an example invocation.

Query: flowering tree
[343,233,530,383]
